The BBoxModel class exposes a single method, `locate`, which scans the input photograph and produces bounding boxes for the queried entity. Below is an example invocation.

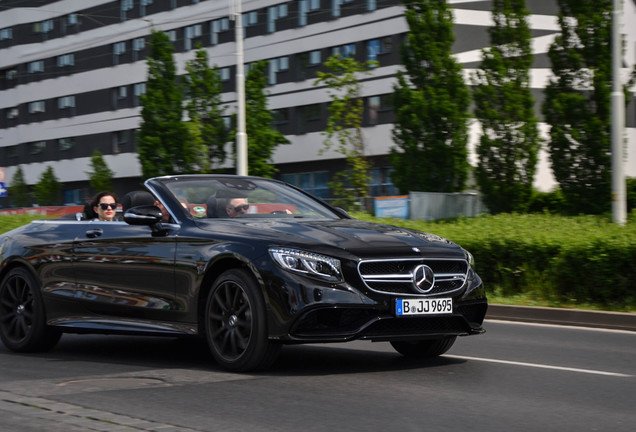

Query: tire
[390,336,457,358]
[204,269,281,371]
[0,267,61,352]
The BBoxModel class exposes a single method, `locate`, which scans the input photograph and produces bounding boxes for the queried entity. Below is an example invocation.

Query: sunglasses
[228,204,249,212]
[98,203,118,210]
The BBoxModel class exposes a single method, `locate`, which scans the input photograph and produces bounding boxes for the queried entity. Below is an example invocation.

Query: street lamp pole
[231,0,248,176]
[611,0,626,225]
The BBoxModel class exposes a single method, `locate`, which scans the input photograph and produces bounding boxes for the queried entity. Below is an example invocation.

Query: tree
[185,46,228,172]
[542,0,615,214]
[34,166,61,206]
[86,150,114,193]
[8,166,30,208]
[390,0,471,194]
[137,29,193,178]
[471,0,540,213]
[314,54,375,209]
[238,60,289,178]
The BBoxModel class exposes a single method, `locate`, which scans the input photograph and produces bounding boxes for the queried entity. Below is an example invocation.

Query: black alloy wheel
[205,269,280,371]
[0,267,61,352]
[390,336,457,358]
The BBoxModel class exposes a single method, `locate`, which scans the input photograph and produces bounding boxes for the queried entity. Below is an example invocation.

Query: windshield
[158,176,341,220]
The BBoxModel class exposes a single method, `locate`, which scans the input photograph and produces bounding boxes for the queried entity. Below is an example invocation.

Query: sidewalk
[487,304,636,331]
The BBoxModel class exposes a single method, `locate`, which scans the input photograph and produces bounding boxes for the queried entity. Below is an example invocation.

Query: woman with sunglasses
[91,191,119,221]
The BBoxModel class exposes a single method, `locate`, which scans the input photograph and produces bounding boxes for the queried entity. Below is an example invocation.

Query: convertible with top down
[0,175,487,371]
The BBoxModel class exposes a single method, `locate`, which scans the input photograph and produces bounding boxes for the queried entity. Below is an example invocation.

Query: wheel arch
[196,255,266,334]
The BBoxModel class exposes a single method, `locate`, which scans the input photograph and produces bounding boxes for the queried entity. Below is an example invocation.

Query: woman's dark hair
[90,191,118,209]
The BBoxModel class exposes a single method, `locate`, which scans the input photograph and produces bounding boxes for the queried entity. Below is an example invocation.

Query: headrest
[121,190,155,212]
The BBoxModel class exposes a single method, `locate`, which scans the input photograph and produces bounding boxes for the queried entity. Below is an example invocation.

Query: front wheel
[204,269,281,371]
[390,337,456,358]
[0,267,61,352]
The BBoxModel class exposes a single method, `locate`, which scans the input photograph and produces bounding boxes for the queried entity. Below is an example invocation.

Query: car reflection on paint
[0,175,487,371]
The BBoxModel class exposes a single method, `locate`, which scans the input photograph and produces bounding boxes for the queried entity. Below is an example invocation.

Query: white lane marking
[485,319,636,334]
[445,355,633,377]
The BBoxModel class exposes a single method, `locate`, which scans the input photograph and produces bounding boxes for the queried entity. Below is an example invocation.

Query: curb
[486,304,636,332]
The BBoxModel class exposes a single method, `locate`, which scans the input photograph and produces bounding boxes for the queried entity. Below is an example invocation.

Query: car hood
[195,218,464,259]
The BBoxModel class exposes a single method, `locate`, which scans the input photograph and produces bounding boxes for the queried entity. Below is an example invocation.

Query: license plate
[396,298,453,316]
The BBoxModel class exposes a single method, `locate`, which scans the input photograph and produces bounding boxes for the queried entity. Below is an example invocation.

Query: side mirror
[123,205,163,225]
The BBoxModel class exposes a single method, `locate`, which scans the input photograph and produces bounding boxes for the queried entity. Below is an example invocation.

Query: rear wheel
[0,267,61,352]
[390,337,456,358]
[204,269,280,371]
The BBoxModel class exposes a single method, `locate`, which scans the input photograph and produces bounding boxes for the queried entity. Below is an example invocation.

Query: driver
[225,198,249,217]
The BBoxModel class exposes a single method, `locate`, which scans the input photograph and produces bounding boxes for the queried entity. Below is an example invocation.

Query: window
[132,37,145,60]
[121,0,134,21]
[332,0,354,17]
[63,14,79,34]
[29,101,46,113]
[29,141,47,155]
[28,61,44,73]
[112,130,128,152]
[269,56,289,85]
[118,86,127,99]
[7,146,19,159]
[58,96,76,109]
[243,10,258,37]
[33,20,54,34]
[6,107,19,119]
[166,30,177,42]
[58,137,75,152]
[0,28,12,40]
[367,0,376,11]
[299,0,320,26]
[133,82,146,104]
[64,189,82,205]
[282,172,329,199]
[367,37,391,63]
[244,11,258,26]
[57,54,74,67]
[369,167,399,196]
[367,94,392,125]
[185,24,202,50]
[220,67,231,81]
[332,43,355,58]
[298,103,322,133]
[113,41,126,65]
[5,69,17,80]
[211,18,229,45]
[267,4,288,33]
[140,0,153,16]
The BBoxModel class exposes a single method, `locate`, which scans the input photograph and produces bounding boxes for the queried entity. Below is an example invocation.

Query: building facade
[0,0,635,207]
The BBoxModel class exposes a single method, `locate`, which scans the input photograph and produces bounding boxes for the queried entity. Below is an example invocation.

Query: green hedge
[2,212,635,311]
[355,212,636,311]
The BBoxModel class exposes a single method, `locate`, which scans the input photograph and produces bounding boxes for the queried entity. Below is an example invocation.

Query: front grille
[358,258,468,296]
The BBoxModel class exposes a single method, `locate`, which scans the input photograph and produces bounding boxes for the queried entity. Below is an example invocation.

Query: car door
[72,220,178,321]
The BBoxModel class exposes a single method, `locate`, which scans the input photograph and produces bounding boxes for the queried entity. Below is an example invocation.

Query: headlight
[269,248,342,283]
[463,249,475,268]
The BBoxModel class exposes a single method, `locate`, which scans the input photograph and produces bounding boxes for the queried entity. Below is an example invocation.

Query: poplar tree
[137,29,192,178]
[472,0,540,213]
[34,166,61,206]
[542,0,614,214]
[391,0,471,193]
[238,60,289,178]
[314,54,375,209]
[9,166,30,208]
[86,150,114,193]
[185,46,228,172]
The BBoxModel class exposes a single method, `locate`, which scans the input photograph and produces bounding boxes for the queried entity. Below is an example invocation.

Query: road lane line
[445,355,633,377]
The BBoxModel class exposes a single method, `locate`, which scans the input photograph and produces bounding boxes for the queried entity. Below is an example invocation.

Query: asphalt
[487,304,636,331]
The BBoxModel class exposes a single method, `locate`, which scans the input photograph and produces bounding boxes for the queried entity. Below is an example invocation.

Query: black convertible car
[0,175,487,371]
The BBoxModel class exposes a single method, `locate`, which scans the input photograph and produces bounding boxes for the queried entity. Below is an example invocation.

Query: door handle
[85,228,103,238]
